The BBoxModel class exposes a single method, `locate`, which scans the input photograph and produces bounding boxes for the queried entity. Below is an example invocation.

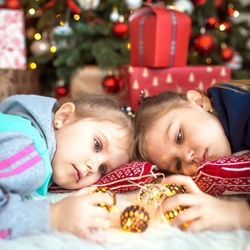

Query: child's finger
[161,193,205,211]
[172,206,201,228]
[71,185,98,196]
[161,175,202,194]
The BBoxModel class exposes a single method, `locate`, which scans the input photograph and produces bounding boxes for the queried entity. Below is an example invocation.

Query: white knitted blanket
[0,191,249,250]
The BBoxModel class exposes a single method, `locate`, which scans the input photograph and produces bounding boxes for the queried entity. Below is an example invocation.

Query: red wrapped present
[129,5,191,67]
[119,65,231,111]
[0,8,26,69]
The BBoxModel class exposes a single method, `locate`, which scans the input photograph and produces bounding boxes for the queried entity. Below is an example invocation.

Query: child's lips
[202,149,208,162]
[73,165,83,182]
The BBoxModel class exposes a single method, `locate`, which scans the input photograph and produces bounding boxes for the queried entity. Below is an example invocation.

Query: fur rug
[0,191,250,250]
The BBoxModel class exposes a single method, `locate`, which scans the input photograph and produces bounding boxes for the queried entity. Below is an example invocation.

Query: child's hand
[50,186,113,242]
[160,175,250,232]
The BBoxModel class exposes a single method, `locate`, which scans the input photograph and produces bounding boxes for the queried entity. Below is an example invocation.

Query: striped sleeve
[0,131,50,238]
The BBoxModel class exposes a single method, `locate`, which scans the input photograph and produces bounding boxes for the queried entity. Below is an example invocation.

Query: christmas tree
[21,0,250,95]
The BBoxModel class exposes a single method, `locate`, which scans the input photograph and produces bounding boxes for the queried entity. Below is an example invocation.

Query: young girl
[134,81,250,231]
[0,93,135,240]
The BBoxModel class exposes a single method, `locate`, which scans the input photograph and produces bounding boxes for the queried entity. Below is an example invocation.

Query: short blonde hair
[53,94,135,159]
[133,91,187,162]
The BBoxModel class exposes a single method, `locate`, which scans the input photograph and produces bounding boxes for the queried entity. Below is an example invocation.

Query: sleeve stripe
[0,154,42,178]
[0,229,11,238]
[0,144,36,170]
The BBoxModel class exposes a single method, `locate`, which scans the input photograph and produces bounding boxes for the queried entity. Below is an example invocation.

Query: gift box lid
[129,5,191,67]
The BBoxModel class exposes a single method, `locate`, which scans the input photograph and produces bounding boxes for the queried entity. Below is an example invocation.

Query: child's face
[52,117,130,189]
[144,104,231,176]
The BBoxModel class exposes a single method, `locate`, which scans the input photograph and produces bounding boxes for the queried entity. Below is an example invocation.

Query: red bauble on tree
[102,75,120,93]
[4,0,22,8]
[192,0,206,6]
[214,0,224,9]
[193,33,216,55]
[206,16,218,29]
[220,46,234,62]
[113,22,128,38]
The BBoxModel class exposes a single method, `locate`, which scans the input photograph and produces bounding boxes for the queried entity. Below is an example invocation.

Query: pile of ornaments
[93,183,188,233]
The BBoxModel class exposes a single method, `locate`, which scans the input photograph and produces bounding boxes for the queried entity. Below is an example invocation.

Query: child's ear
[186,90,212,111]
[53,102,76,129]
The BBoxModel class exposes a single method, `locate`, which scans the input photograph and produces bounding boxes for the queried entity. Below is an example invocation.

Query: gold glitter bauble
[139,183,186,206]
[92,186,116,211]
[120,205,150,232]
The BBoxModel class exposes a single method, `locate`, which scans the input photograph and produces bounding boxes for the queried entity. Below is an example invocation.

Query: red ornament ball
[55,86,68,99]
[113,22,128,38]
[206,16,218,28]
[193,33,216,55]
[4,0,22,8]
[192,0,206,6]
[220,47,234,62]
[102,75,120,93]
[214,0,224,8]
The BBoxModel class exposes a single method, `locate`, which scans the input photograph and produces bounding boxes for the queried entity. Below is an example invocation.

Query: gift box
[119,65,231,111]
[129,5,191,67]
[0,69,40,102]
[70,65,120,101]
[0,8,26,69]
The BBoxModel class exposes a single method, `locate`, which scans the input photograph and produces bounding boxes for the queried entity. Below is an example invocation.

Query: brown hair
[53,94,135,158]
[133,91,187,162]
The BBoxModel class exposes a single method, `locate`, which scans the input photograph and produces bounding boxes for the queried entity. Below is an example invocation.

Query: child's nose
[86,160,99,173]
[184,149,195,163]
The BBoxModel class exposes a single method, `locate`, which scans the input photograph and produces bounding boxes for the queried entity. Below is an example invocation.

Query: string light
[50,45,57,53]
[206,57,212,64]
[28,8,36,16]
[127,42,131,50]
[233,10,239,17]
[34,33,41,40]
[73,14,80,21]
[29,62,37,69]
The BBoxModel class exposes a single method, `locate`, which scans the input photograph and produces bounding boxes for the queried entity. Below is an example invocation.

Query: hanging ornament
[192,0,206,6]
[52,8,75,49]
[125,0,143,9]
[220,46,234,62]
[4,0,22,9]
[52,23,74,49]
[120,205,150,233]
[174,0,194,15]
[225,51,243,70]
[109,6,119,23]
[91,187,117,212]
[206,16,218,29]
[102,75,120,93]
[193,33,216,56]
[30,39,50,56]
[139,184,186,206]
[55,80,68,99]
[113,16,128,39]
[76,0,100,11]
[214,0,224,9]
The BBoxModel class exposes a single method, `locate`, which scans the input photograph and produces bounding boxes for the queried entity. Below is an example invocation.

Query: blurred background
[0,0,249,102]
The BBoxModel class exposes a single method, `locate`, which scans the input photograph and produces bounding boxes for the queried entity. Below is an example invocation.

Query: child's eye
[99,165,106,176]
[176,158,182,171]
[94,138,102,152]
[176,129,183,144]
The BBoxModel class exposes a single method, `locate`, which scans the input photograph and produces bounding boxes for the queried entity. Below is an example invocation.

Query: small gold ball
[92,186,116,211]
[120,205,150,233]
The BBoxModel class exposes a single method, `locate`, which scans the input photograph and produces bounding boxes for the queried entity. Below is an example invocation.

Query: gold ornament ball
[92,186,116,211]
[120,205,150,233]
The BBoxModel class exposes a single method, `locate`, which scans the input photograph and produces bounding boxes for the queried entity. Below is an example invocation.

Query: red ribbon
[41,0,82,14]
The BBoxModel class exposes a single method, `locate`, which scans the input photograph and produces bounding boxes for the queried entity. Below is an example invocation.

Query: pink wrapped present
[0,9,26,69]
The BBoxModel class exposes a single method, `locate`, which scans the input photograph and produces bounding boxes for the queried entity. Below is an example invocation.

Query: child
[0,93,135,240]
[134,81,250,231]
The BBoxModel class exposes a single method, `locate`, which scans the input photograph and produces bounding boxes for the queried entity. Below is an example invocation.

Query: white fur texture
[0,191,249,250]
